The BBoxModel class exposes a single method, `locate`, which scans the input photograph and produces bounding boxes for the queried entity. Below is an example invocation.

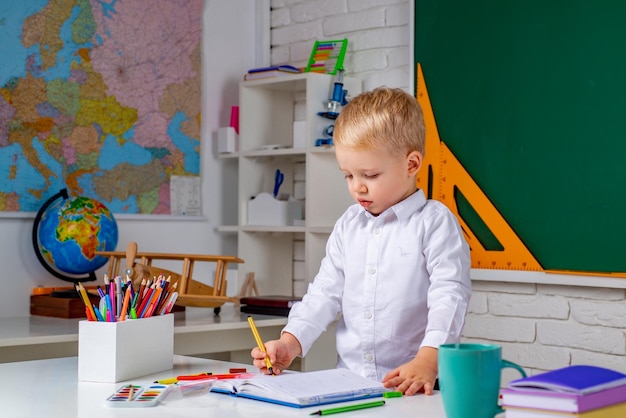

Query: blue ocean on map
[0,2,48,86]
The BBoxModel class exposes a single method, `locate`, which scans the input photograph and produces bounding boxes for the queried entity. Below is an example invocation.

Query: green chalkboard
[414,1,626,273]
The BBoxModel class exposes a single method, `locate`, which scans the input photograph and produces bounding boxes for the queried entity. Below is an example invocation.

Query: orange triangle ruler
[415,63,543,272]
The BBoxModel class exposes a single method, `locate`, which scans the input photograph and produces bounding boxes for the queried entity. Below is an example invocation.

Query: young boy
[251,86,471,396]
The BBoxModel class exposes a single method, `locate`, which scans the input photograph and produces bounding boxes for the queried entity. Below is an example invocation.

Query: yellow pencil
[76,282,97,321]
[247,316,274,375]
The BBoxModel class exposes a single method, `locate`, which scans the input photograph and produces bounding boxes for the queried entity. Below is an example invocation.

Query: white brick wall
[270,0,412,91]
[467,280,626,383]
[269,0,626,382]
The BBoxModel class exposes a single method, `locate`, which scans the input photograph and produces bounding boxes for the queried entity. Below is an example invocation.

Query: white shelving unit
[220,72,361,298]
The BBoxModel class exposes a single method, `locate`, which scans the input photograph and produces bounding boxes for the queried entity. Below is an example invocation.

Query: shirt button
[364,311,372,320]
[368,267,376,275]
[364,353,373,362]
[373,228,380,235]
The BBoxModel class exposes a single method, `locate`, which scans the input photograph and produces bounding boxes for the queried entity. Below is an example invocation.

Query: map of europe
[0,0,202,214]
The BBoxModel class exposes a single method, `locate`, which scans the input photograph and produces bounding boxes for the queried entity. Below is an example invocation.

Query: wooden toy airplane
[96,242,243,314]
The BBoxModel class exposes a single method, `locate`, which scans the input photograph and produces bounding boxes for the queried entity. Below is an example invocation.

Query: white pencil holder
[78,314,174,383]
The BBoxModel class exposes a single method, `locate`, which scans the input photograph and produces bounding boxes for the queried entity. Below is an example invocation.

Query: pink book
[500,383,626,413]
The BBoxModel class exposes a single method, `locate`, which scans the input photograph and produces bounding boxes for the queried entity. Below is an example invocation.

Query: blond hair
[333,86,425,156]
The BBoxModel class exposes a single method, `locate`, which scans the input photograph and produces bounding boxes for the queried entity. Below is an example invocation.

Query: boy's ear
[407,151,423,175]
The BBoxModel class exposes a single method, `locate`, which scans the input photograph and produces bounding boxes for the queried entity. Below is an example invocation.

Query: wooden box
[30,294,99,319]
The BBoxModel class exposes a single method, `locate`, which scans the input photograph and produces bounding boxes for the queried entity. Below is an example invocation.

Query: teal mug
[438,343,526,418]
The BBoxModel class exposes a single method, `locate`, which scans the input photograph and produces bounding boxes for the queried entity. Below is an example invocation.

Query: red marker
[176,372,253,381]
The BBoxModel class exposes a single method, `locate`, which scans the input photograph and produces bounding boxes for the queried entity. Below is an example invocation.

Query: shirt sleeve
[282,220,346,356]
[420,204,472,349]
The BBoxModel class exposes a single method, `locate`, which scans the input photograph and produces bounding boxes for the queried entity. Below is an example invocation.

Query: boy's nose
[353,182,367,194]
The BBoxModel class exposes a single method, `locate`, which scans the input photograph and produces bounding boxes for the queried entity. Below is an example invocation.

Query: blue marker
[273,169,284,197]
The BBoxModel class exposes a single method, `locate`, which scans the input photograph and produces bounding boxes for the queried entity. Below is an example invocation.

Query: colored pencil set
[75,274,178,322]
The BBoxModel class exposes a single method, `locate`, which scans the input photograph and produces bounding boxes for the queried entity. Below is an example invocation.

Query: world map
[0,0,202,214]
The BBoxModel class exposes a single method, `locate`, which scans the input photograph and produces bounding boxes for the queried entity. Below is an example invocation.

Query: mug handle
[495,360,527,415]
[502,359,527,379]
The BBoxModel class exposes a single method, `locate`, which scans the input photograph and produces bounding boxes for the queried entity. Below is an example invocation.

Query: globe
[32,189,119,283]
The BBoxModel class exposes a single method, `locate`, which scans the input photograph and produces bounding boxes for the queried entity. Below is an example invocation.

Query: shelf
[241,148,306,158]
[219,146,331,160]
[228,72,361,297]
[218,225,307,234]
[218,152,238,159]
[308,146,335,154]
[241,73,309,89]
[217,226,238,233]
[241,225,305,233]
[308,226,334,234]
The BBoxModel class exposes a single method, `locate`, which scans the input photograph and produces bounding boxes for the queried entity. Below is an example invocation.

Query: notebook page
[236,369,385,406]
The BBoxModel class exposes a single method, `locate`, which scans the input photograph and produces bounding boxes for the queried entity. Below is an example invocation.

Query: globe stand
[30,188,117,318]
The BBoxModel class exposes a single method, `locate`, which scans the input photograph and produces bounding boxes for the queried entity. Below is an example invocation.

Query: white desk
[0,355,448,418]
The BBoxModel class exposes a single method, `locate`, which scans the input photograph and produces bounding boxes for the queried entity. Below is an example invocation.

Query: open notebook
[209,368,389,408]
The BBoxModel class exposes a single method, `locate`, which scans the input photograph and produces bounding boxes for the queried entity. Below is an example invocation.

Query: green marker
[383,391,402,398]
[309,400,385,416]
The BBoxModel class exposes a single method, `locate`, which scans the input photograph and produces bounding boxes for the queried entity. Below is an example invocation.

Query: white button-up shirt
[283,189,471,381]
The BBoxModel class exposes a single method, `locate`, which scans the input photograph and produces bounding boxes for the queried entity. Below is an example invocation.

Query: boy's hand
[250,332,302,375]
[381,346,438,396]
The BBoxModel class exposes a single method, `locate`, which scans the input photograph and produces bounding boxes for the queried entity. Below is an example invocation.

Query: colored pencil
[119,285,132,321]
[76,282,97,320]
[248,316,274,375]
